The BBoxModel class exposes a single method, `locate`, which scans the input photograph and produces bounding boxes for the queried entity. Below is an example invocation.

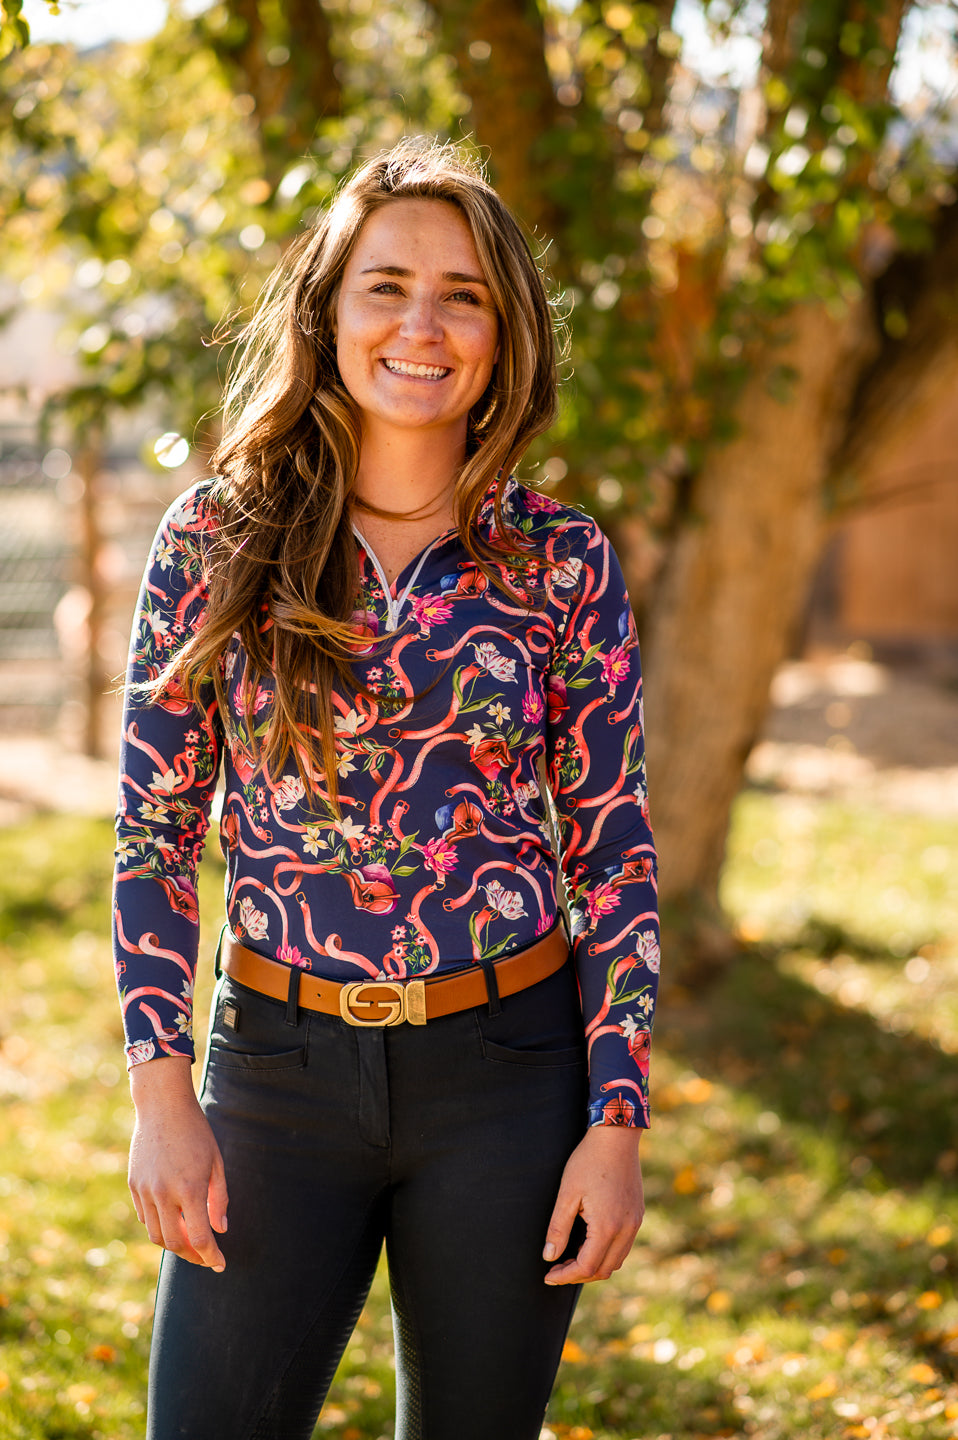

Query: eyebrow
[360,264,490,287]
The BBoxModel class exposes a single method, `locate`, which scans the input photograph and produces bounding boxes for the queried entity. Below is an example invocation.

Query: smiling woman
[112,137,659,1440]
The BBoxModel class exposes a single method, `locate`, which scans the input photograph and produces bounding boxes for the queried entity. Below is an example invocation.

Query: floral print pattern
[112,477,659,1126]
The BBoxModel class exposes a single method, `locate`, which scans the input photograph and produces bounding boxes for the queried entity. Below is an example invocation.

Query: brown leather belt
[219,923,569,1027]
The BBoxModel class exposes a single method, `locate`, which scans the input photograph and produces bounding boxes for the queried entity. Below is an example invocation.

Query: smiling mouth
[381,358,451,379]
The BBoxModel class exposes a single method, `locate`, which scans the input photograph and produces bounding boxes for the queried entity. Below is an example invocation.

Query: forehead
[346,198,485,274]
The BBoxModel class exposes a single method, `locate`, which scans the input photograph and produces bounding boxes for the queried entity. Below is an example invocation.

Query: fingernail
[543,1243,555,1261]
[213,1264,225,1273]
[544,1277,558,1286]
[220,1216,228,1231]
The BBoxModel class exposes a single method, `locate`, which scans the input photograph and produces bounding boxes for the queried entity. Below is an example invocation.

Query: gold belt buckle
[339,979,427,1027]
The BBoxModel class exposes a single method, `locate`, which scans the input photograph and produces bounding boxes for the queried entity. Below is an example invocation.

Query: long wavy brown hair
[156,138,560,807]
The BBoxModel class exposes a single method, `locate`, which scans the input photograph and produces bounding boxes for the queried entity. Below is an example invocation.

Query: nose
[398,293,443,343]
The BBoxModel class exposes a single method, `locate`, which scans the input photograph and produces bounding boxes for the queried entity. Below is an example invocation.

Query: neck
[353,424,465,517]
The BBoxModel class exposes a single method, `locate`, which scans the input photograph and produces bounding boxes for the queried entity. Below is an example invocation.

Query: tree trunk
[642,299,877,916]
[428,0,564,244]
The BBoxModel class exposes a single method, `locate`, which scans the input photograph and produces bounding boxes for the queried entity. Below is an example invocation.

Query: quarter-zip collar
[352,474,515,632]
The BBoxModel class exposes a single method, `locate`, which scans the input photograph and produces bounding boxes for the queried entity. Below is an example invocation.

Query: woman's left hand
[542,1125,645,1285]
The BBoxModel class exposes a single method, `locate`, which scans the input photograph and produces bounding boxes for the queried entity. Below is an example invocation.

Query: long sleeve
[545,525,659,1127]
[112,483,223,1068]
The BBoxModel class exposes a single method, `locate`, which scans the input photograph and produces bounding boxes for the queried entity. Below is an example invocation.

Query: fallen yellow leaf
[569,1429,594,1440]
[0,1374,9,1393]
[827,1247,848,1265]
[706,1289,733,1315]
[917,1291,943,1310]
[944,1400,958,1419]
[806,1377,838,1400]
[561,1339,586,1363]
[908,1362,937,1384]
[89,1344,116,1363]
[627,1323,652,1344]
[927,1224,952,1247]
[842,1427,869,1439]
[673,1165,699,1195]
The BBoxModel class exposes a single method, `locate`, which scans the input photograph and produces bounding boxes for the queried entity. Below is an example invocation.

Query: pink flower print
[535,913,557,937]
[484,880,526,921]
[237,895,269,941]
[523,490,562,514]
[586,880,621,929]
[472,642,517,683]
[636,928,660,974]
[470,735,513,783]
[253,685,272,714]
[601,645,631,689]
[344,863,400,915]
[521,687,544,724]
[546,675,568,727]
[412,594,453,630]
[278,944,309,969]
[391,924,407,940]
[421,836,458,878]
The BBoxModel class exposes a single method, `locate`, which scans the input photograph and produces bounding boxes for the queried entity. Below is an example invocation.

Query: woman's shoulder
[155,476,225,545]
[506,481,609,555]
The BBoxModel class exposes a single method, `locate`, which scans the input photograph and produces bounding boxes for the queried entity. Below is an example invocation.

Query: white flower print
[465,723,486,746]
[302,825,327,857]
[238,895,269,941]
[335,708,363,736]
[635,928,660,973]
[484,880,526,920]
[274,775,307,811]
[472,642,517,683]
[334,817,366,843]
[550,556,582,590]
[150,767,179,795]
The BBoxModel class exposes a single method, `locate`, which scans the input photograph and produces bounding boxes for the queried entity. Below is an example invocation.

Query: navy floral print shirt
[113,477,660,1127]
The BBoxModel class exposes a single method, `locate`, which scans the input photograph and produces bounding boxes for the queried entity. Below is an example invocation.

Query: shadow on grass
[665,945,958,1190]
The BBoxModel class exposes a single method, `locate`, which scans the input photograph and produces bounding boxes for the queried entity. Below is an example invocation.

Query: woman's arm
[114,484,229,1267]
[542,521,659,1280]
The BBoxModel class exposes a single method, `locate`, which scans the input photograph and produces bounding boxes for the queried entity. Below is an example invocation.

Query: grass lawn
[0,788,956,1439]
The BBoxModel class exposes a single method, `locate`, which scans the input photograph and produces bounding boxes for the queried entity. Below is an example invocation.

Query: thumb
[543,1185,580,1263]
[207,1146,229,1234]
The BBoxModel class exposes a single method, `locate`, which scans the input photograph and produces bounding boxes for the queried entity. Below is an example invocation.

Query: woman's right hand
[128,1055,229,1271]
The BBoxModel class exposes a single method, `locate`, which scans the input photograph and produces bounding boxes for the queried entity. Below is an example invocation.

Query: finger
[177,1193,226,1271]
[545,1227,611,1285]
[542,1191,580,1263]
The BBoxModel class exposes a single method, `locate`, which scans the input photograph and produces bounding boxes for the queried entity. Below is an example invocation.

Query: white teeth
[382,359,449,379]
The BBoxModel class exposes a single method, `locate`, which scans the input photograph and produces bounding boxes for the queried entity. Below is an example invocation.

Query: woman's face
[335,198,500,455]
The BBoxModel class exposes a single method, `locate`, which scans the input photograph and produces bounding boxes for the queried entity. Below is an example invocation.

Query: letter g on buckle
[340,980,426,1026]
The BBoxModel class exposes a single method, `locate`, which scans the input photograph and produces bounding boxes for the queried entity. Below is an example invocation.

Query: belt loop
[214,924,229,979]
[476,954,501,1017]
[285,965,302,1027]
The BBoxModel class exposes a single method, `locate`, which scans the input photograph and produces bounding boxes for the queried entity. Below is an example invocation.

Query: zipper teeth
[353,526,443,632]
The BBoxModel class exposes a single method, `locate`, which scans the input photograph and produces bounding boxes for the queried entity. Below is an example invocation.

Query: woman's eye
[450,289,480,305]
[370,281,402,295]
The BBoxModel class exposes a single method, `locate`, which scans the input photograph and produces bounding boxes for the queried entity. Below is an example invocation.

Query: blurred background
[0,2,957,1438]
